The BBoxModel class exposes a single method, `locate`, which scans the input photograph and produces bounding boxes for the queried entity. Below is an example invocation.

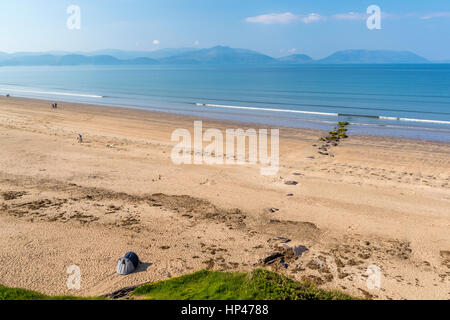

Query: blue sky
[0,0,449,60]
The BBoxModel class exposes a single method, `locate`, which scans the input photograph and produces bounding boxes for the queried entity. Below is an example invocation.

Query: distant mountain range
[80,48,197,60]
[318,50,429,64]
[0,47,439,66]
[278,54,314,64]
[159,46,276,64]
[0,54,158,66]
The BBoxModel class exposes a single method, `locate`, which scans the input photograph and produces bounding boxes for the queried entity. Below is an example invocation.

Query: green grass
[1,269,355,300]
[0,285,102,300]
[0,285,48,300]
[132,269,355,300]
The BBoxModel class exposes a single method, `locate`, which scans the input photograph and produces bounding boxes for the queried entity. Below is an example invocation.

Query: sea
[0,64,449,142]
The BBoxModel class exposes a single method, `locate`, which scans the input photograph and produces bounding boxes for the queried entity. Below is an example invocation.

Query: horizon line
[1,46,448,62]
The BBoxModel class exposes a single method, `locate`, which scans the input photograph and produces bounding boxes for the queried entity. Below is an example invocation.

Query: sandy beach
[0,96,448,300]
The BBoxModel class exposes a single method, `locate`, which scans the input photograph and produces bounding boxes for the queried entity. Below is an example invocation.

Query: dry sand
[0,96,448,300]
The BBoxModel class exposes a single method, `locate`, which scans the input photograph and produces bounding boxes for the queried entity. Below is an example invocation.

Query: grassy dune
[132,269,354,300]
[1,269,355,300]
[0,285,96,300]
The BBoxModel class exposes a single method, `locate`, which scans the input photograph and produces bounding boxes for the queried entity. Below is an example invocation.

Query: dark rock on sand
[262,252,284,265]
[279,258,289,269]
[273,237,291,243]
[293,245,308,257]
[104,285,140,299]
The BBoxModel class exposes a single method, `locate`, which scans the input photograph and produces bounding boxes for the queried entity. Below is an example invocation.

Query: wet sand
[0,96,449,299]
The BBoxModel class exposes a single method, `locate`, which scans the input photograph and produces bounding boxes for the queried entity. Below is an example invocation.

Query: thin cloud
[153,40,160,45]
[420,12,450,20]
[245,12,299,24]
[333,11,400,20]
[245,12,324,25]
[301,13,324,24]
[332,12,367,21]
[246,11,450,25]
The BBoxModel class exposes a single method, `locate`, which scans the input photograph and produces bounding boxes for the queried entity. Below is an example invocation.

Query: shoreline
[0,95,449,300]
[2,95,450,146]
[2,62,450,143]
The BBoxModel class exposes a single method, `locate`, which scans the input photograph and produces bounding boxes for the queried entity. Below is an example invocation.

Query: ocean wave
[0,87,103,99]
[197,103,450,125]
[195,103,338,117]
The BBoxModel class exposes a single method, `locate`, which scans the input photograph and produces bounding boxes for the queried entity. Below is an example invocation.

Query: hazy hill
[82,48,197,60]
[278,54,314,64]
[0,54,158,66]
[124,57,160,65]
[319,49,429,64]
[159,46,276,64]
[0,52,10,62]
[57,54,122,65]
[0,48,433,66]
[1,54,60,66]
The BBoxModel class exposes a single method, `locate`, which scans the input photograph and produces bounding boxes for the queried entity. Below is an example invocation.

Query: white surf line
[380,116,450,125]
[195,103,338,117]
[197,103,450,125]
[398,118,450,125]
[0,88,103,99]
